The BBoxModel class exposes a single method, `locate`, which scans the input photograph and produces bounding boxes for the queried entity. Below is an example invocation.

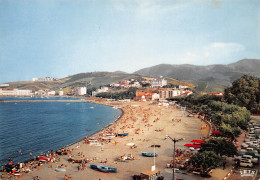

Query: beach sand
[18,100,210,180]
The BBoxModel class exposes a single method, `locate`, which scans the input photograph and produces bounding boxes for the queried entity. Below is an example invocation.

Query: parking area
[230,116,260,180]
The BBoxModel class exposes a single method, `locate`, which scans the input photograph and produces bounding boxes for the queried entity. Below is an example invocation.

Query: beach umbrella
[212,131,222,135]
[191,140,204,144]
[184,144,201,148]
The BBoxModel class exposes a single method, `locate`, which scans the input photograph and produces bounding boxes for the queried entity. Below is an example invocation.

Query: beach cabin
[140,169,161,180]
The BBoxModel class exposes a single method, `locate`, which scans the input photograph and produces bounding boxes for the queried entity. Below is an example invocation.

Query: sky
[0,0,260,83]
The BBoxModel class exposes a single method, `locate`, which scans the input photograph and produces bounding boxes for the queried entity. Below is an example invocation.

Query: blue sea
[0,97,122,166]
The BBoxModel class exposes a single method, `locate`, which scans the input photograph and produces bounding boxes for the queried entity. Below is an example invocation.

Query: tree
[190,151,222,176]
[200,137,237,157]
[224,75,260,113]
[219,123,241,140]
[96,87,137,100]
[87,87,97,95]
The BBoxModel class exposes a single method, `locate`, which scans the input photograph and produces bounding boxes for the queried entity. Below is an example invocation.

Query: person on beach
[64,174,68,180]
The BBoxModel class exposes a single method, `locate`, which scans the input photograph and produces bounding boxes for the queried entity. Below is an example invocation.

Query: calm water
[0,97,122,166]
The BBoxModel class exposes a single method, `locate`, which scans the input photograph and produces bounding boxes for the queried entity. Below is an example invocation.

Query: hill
[6,72,144,91]
[5,71,195,93]
[134,59,260,92]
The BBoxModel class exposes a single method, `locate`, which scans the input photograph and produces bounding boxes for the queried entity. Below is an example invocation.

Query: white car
[248,141,259,148]
[246,147,258,153]
[240,159,253,167]
[245,137,256,142]
[242,143,249,148]
[241,155,259,164]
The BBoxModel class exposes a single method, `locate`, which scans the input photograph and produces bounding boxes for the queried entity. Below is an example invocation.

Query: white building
[0,84,9,87]
[0,88,32,96]
[77,87,87,96]
[47,91,56,96]
[33,77,57,82]
[131,81,141,88]
[59,91,64,96]
[179,85,188,89]
[152,93,160,100]
[151,78,167,88]
[159,88,193,99]
[0,88,15,96]
[159,89,181,99]
[110,83,120,87]
[35,90,47,96]
[92,86,109,96]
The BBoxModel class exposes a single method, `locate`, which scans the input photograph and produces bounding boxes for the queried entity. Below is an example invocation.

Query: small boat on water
[142,152,158,157]
[117,133,128,137]
[90,164,117,173]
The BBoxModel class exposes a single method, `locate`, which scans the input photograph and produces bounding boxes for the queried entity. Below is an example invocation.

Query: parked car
[235,155,258,164]
[248,141,259,148]
[245,137,256,142]
[241,155,258,164]
[246,147,259,154]
[242,143,249,148]
[239,159,253,167]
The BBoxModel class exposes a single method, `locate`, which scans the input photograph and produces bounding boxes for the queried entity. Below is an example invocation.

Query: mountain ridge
[5,59,260,93]
[134,59,260,88]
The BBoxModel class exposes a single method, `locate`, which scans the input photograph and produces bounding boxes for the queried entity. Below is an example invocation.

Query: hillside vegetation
[5,71,194,93]
[135,59,260,92]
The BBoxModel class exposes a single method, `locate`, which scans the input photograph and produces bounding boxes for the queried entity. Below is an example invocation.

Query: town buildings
[47,91,56,96]
[76,87,87,96]
[32,77,57,82]
[0,88,32,96]
[92,86,109,96]
[0,84,9,88]
[151,78,167,88]
[59,91,64,96]
[159,87,192,99]
[134,92,160,101]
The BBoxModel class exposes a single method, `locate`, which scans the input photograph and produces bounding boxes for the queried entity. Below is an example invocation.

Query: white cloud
[111,0,191,15]
[205,42,245,51]
[173,42,246,65]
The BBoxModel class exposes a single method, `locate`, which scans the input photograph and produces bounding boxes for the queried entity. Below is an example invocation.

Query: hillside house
[32,77,57,82]
[92,86,109,96]
[151,78,167,88]
[134,92,159,101]
[207,92,223,96]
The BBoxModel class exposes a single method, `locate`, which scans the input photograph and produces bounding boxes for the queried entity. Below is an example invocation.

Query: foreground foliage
[96,87,137,100]
[200,137,237,157]
[224,75,260,114]
[190,151,223,176]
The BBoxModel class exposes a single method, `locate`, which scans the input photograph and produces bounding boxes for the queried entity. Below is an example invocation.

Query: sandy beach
[16,99,210,180]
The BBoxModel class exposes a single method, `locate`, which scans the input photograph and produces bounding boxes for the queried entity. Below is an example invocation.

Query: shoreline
[0,97,122,168]
[2,98,211,180]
